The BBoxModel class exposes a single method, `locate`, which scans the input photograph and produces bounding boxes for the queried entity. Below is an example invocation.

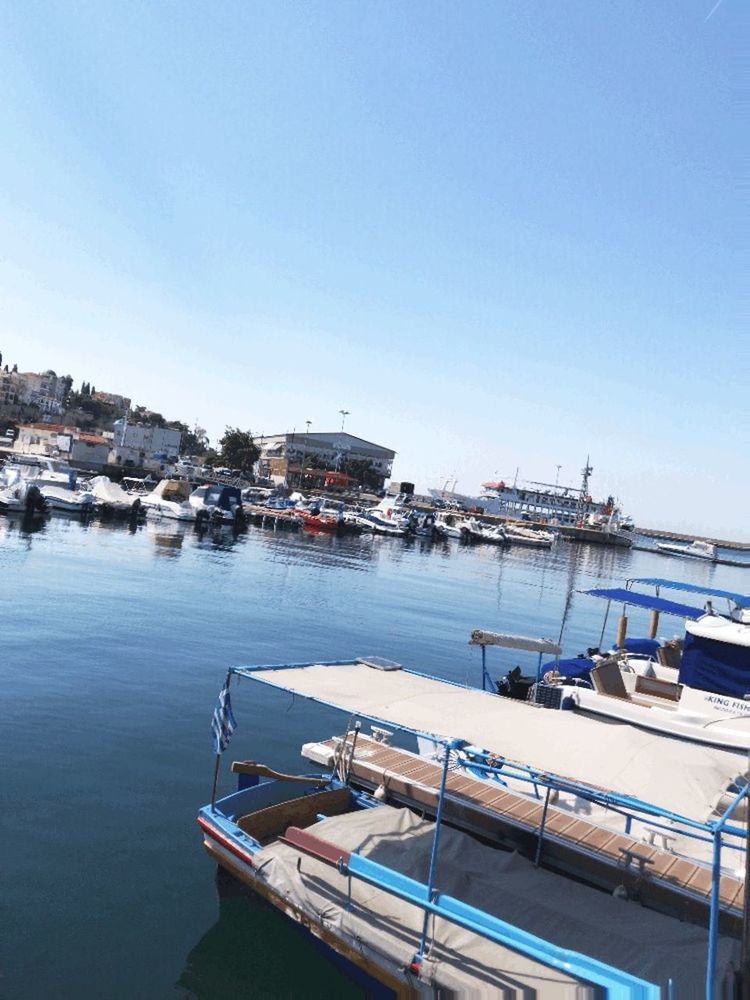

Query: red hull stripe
[197,815,255,867]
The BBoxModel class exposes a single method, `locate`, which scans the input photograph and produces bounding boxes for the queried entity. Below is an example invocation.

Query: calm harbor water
[2,515,749,999]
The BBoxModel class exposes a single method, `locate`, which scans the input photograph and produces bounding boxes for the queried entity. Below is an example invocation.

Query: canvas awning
[582,588,704,619]
[628,578,750,608]
[469,630,562,654]
[232,659,745,822]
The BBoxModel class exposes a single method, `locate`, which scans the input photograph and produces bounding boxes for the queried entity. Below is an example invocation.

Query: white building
[258,431,396,490]
[15,370,67,414]
[13,423,109,468]
[111,419,182,470]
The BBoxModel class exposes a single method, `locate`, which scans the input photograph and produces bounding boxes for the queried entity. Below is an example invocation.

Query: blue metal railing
[342,849,660,998]
[228,661,748,995]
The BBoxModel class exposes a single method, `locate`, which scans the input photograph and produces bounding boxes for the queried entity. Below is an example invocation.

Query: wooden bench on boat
[319,735,744,932]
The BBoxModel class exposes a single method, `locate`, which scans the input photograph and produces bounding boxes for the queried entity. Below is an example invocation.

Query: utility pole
[339,409,350,433]
[300,420,311,487]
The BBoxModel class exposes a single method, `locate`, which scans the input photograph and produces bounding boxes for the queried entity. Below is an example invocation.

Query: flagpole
[210,753,222,811]
[210,670,234,811]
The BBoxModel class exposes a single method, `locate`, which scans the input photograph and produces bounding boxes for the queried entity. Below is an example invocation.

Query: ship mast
[575,457,593,521]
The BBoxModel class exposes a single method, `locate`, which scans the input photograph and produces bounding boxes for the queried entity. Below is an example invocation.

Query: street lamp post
[301,420,312,487]
[339,409,350,433]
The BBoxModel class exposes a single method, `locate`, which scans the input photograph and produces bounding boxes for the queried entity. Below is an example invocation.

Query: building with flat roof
[258,431,396,490]
[111,418,182,472]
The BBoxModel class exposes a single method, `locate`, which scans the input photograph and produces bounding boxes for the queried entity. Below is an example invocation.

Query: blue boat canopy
[582,587,704,619]
[627,578,750,607]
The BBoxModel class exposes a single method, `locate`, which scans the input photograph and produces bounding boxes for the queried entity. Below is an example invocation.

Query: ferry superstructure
[430,458,632,528]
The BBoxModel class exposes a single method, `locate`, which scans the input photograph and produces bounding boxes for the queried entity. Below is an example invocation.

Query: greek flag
[211,678,237,755]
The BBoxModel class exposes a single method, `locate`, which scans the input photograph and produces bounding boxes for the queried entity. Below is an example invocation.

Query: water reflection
[176,871,361,999]
[144,519,188,556]
[0,511,48,546]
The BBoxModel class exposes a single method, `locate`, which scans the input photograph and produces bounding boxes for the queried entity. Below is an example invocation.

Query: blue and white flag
[211,678,237,755]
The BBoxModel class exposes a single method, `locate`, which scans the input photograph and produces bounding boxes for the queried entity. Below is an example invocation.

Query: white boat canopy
[469,630,562,654]
[232,659,745,823]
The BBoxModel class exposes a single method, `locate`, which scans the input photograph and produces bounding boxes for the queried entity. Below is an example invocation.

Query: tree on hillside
[219,427,260,472]
[166,420,209,456]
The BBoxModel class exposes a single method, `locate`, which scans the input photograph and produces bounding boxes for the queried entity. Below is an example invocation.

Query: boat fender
[561,694,576,711]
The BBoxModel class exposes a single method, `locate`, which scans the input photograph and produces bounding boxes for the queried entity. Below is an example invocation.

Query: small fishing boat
[657,539,718,561]
[195,668,721,996]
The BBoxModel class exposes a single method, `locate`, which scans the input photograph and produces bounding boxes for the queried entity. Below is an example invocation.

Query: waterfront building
[15,423,75,456]
[258,431,396,490]
[14,421,145,472]
[12,423,111,469]
[111,418,182,471]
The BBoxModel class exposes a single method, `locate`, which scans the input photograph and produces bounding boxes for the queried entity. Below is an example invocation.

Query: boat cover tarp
[681,632,750,699]
[254,805,737,994]
[237,662,745,821]
[584,587,704,619]
[541,657,594,680]
[629,578,750,608]
[89,476,135,507]
[616,638,662,656]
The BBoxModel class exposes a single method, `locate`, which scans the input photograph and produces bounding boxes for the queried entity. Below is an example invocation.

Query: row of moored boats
[198,576,750,996]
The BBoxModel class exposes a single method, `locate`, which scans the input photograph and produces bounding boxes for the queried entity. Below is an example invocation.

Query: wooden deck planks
[324,736,745,913]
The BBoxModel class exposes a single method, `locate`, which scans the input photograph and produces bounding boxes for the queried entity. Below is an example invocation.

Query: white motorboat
[38,484,96,513]
[189,484,245,524]
[503,524,556,547]
[4,455,79,490]
[433,512,464,539]
[89,476,144,516]
[141,479,196,522]
[461,517,507,545]
[350,497,411,536]
[0,468,48,516]
[656,539,717,561]
[527,584,750,751]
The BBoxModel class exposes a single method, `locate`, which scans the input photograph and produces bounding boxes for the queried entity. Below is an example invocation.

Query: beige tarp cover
[244,662,746,822]
[254,804,738,995]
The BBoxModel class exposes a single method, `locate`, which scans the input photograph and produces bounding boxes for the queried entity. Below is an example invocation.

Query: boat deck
[315,735,745,927]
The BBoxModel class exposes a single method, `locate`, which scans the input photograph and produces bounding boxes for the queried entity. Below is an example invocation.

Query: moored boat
[202,656,747,993]
[141,479,196,521]
[504,523,556,547]
[493,581,750,751]
[657,539,718,561]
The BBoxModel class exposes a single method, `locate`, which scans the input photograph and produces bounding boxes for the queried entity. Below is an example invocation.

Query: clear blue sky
[0,1,745,537]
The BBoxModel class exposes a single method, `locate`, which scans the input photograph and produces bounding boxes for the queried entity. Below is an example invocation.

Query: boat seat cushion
[634,674,682,702]
[590,659,630,700]
[656,644,682,671]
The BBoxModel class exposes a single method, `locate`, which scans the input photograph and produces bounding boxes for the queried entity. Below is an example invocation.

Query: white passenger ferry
[430,457,632,527]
